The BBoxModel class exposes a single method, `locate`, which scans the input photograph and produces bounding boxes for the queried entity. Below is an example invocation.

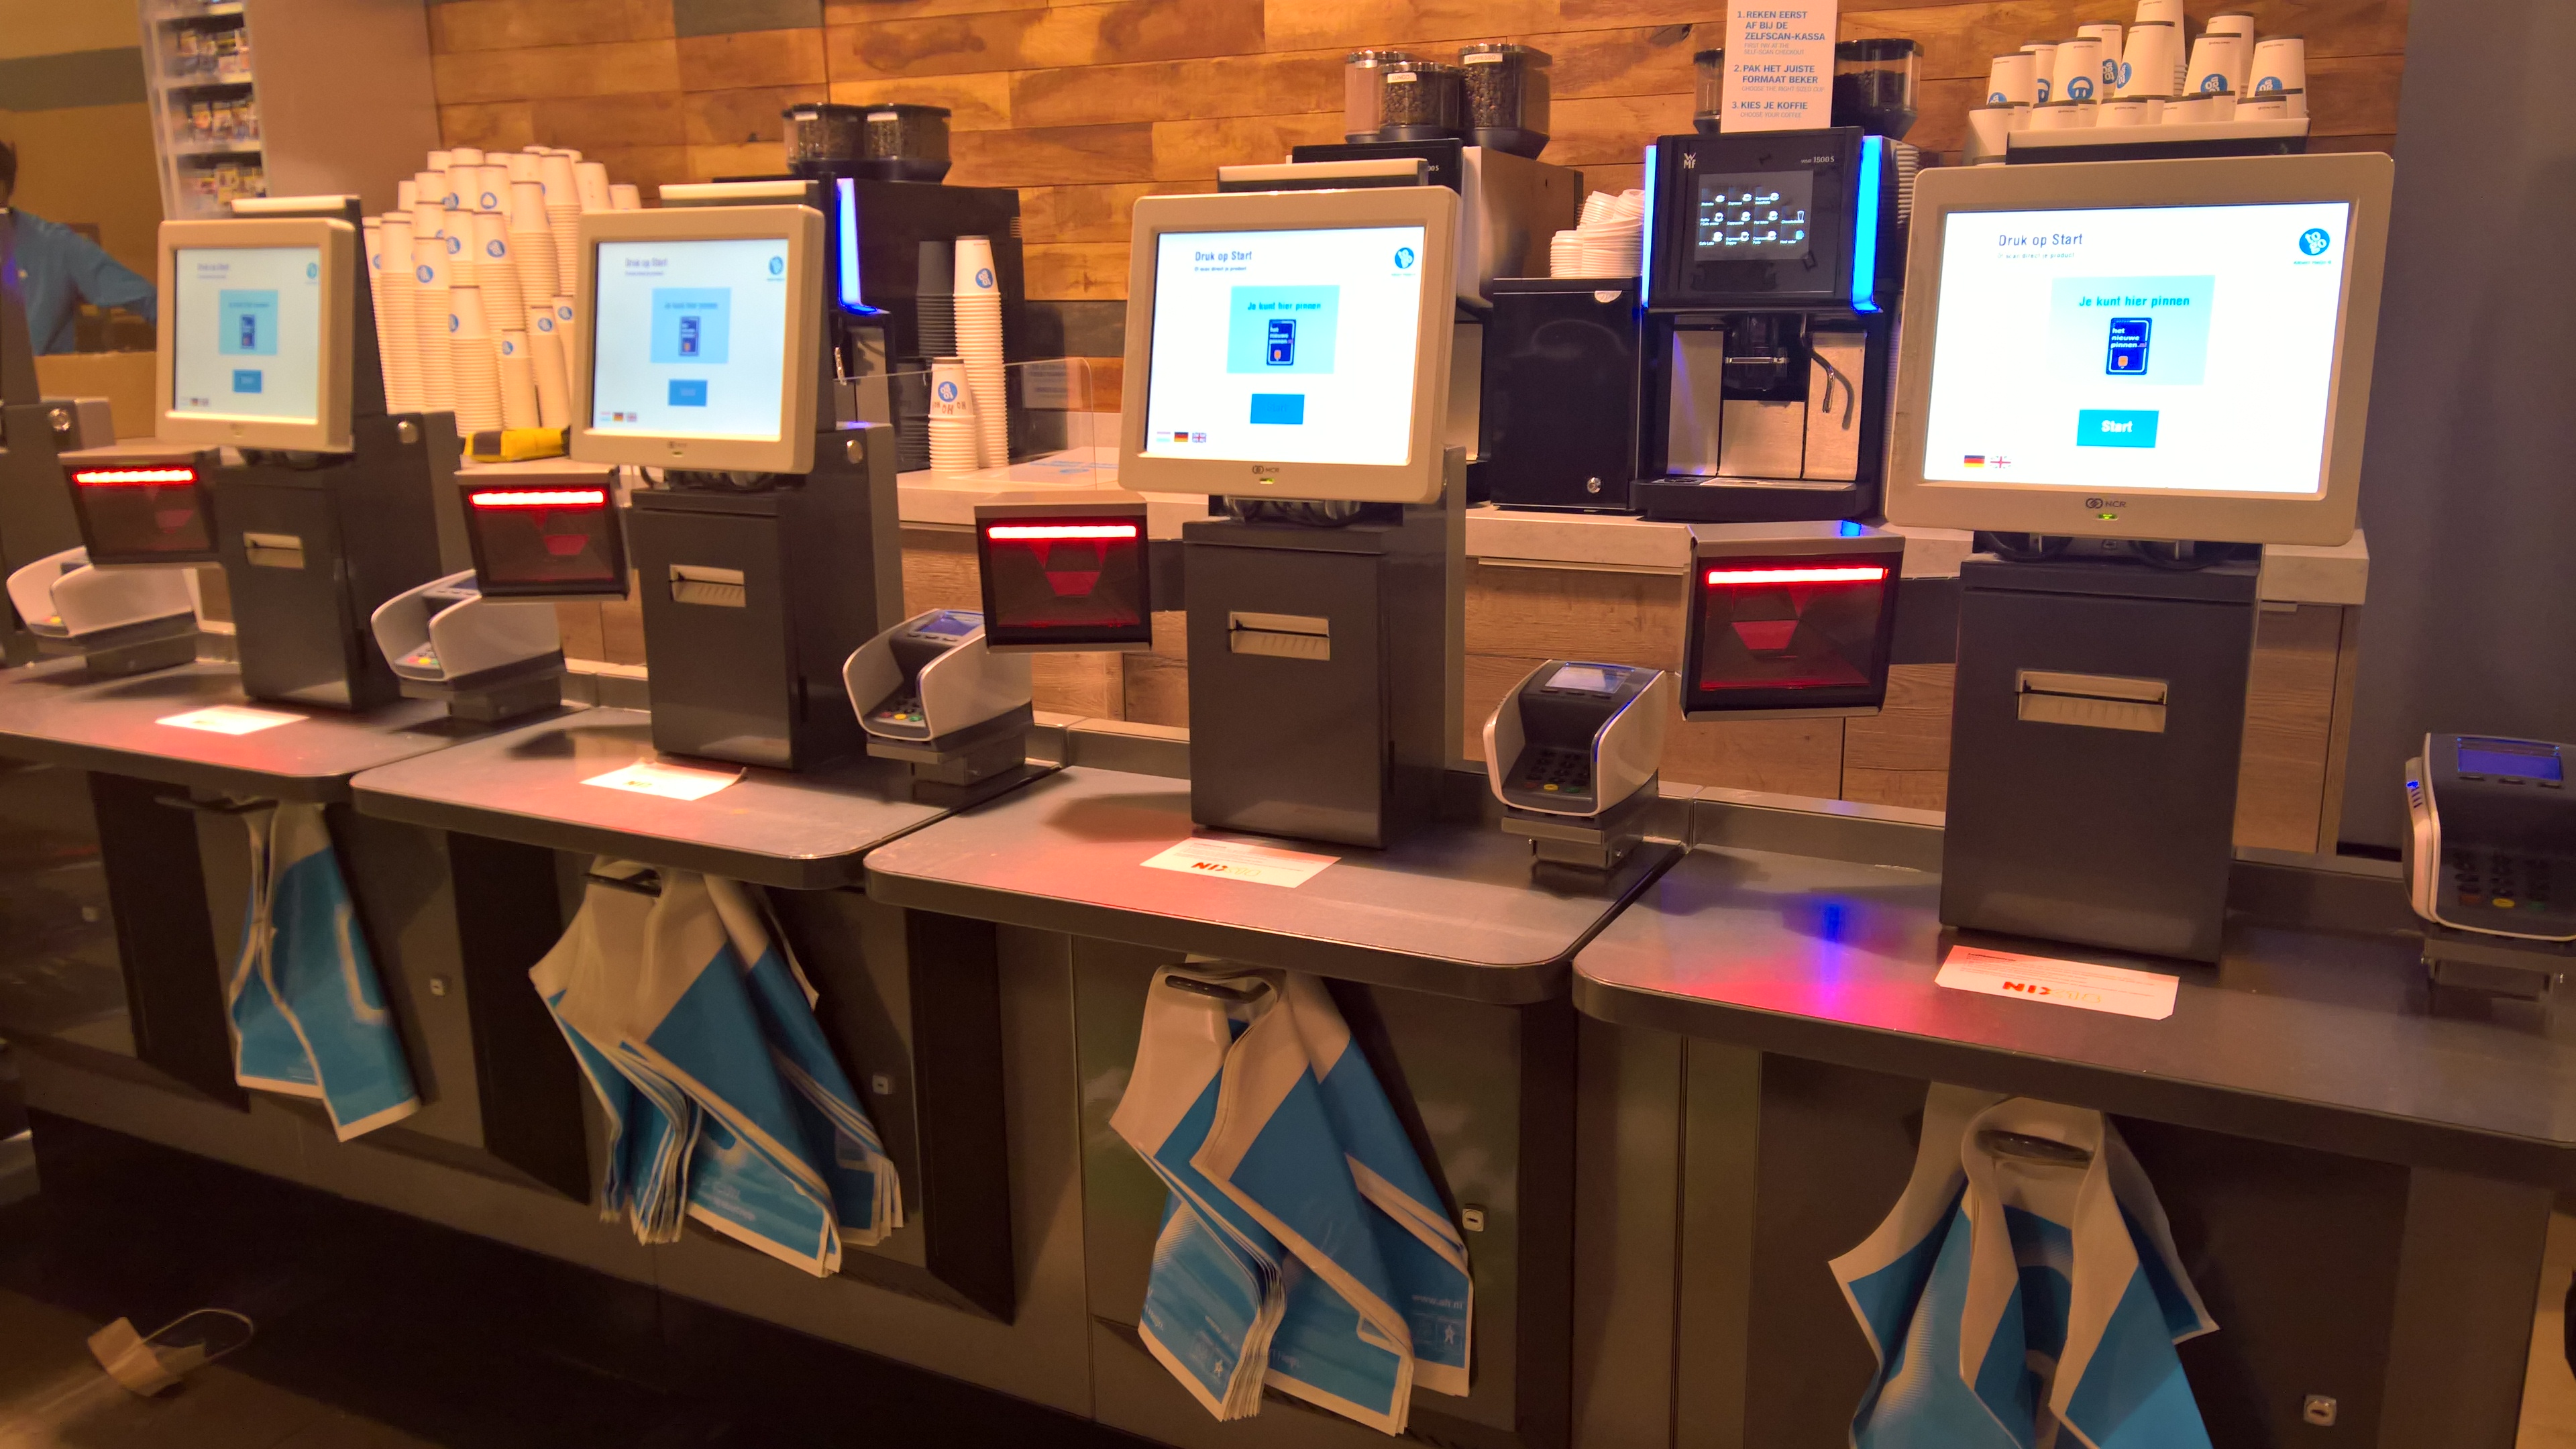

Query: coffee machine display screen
[1695,172,1815,261]
[1140,225,1426,466]
[1918,201,2354,496]
[169,246,325,425]
[589,237,795,442]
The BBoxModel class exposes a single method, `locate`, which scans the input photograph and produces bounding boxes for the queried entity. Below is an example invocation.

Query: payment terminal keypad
[1514,745,1593,798]
[2446,847,2573,926]
[867,688,928,736]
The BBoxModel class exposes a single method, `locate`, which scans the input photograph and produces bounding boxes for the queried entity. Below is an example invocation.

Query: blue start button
[2076,409,2159,448]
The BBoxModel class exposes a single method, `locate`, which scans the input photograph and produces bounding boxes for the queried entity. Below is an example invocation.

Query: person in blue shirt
[0,141,157,355]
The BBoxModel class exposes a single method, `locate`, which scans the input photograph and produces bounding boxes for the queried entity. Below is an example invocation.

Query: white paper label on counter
[581,759,742,802]
[156,704,305,736]
[1721,1,1839,131]
[1937,944,2178,1020]
[1142,837,1338,889]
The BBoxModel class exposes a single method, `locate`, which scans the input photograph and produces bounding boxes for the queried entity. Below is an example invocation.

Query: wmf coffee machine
[62,196,455,708]
[1478,128,1911,520]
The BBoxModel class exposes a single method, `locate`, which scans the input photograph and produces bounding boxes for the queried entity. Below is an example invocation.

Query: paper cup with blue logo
[953,237,999,298]
[2250,36,2305,97]
[2020,43,2057,104]
[2078,23,2123,88]
[1986,52,2036,107]
[2051,38,2104,105]
[2187,34,2246,100]
[928,358,975,419]
[2118,21,2177,98]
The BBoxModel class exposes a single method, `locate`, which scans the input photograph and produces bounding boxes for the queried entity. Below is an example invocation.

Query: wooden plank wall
[427,0,2410,304]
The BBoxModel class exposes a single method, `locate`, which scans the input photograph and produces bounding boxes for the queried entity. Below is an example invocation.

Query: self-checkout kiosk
[4,544,199,676]
[60,197,454,709]
[1118,185,1466,849]
[1482,660,1673,869]
[369,569,565,722]
[842,607,1034,798]
[1886,152,2394,963]
[530,184,900,771]
[0,213,142,664]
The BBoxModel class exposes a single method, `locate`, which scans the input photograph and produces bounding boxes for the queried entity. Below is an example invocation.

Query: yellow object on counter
[468,427,570,464]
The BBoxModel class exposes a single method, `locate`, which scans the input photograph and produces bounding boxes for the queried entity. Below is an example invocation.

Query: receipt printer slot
[2016,669,2167,733]
[241,531,305,570]
[1228,611,1330,661]
[669,565,748,608]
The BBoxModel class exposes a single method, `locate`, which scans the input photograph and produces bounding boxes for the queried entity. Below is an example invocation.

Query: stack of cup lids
[1547,229,1582,278]
[449,286,503,434]
[953,237,1007,469]
[926,356,981,476]
[411,204,456,413]
[537,152,582,297]
[496,330,541,431]
[1574,189,1646,279]
[508,181,558,302]
[472,212,525,327]
[525,305,572,429]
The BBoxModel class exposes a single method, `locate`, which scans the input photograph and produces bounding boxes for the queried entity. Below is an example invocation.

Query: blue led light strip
[1850,139,1882,314]
[1638,142,1660,307]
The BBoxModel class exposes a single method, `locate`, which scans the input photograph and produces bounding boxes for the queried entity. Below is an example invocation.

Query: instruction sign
[1936,943,2178,1021]
[1142,837,1338,889]
[1720,2,1839,132]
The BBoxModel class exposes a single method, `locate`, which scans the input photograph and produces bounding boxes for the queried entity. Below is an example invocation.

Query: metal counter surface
[349,706,961,890]
[862,765,1678,1002]
[0,658,494,802]
[1573,845,2576,1187]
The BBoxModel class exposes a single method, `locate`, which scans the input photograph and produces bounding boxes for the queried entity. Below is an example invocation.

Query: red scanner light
[1703,565,1888,586]
[470,488,608,508]
[73,467,199,486]
[984,523,1140,541]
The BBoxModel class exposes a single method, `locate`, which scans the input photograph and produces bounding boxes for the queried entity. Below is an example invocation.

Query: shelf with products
[152,1,245,18]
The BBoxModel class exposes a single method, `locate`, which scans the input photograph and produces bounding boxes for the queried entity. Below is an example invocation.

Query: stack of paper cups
[415,170,444,211]
[396,178,417,212]
[508,182,558,304]
[496,331,541,431]
[428,148,451,173]
[525,305,572,429]
[2021,42,2057,103]
[2186,34,2245,101]
[926,357,980,476]
[506,152,539,184]
[1987,51,2037,106]
[411,205,455,413]
[574,162,612,214]
[362,218,392,401]
[610,184,641,211]
[443,152,482,213]
[538,153,582,292]
[442,206,474,294]
[472,165,507,217]
[472,211,525,329]
[549,296,580,415]
[1547,229,1581,277]
[953,237,1007,468]
[2206,13,2257,92]
[376,219,421,413]
[448,286,502,434]
[2119,22,2179,97]
[2133,0,2187,91]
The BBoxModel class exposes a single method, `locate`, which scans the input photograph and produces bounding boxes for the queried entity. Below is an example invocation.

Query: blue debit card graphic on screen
[1226,286,1338,376]
[2049,275,2212,386]
[219,290,280,357]
[651,288,731,365]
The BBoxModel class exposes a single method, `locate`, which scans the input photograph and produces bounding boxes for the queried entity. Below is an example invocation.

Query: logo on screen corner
[2299,227,2332,256]
[2082,496,2129,511]
[1393,247,1416,270]
[305,262,318,280]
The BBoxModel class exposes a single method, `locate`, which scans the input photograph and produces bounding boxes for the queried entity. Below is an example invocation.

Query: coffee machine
[1629,127,1911,523]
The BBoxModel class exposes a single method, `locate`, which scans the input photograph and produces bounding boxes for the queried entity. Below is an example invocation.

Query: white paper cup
[2164,93,2211,123]
[2206,11,2257,85]
[2119,21,2178,97]
[2133,0,2181,23]
[509,181,549,229]
[2251,36,2306,96]
[428,149,451,172]
[2187,35,2245,99]
[506,152,539,183]
[1964,105,2016,163]
[444,162,479,213]
[451,146,484,167]
[929,358,973,419]
[2021,43,2057,104]
[2051,38,2106,104]
[525,309,571,428]
[397,178,417,211]
[537,154,578,205]
[2078,23,2123,89]
[953,237,998,297]
[574,162,612,213]
[411,206,449,282]
[2235,93,2292,120]
[610,183,640,211]
[2029,99,2079,131]
[449,284,492,339]
[498,331,541,430]
[1986,52,2037,107]
[472,213,524,313]
[2098,97,2151,127]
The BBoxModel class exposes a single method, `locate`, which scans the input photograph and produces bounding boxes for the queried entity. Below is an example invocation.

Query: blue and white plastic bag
[226,802,418,1140]
[532,863,900,1275]
[1112,965,1471,1435]
[1831,1085,2217,1449]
